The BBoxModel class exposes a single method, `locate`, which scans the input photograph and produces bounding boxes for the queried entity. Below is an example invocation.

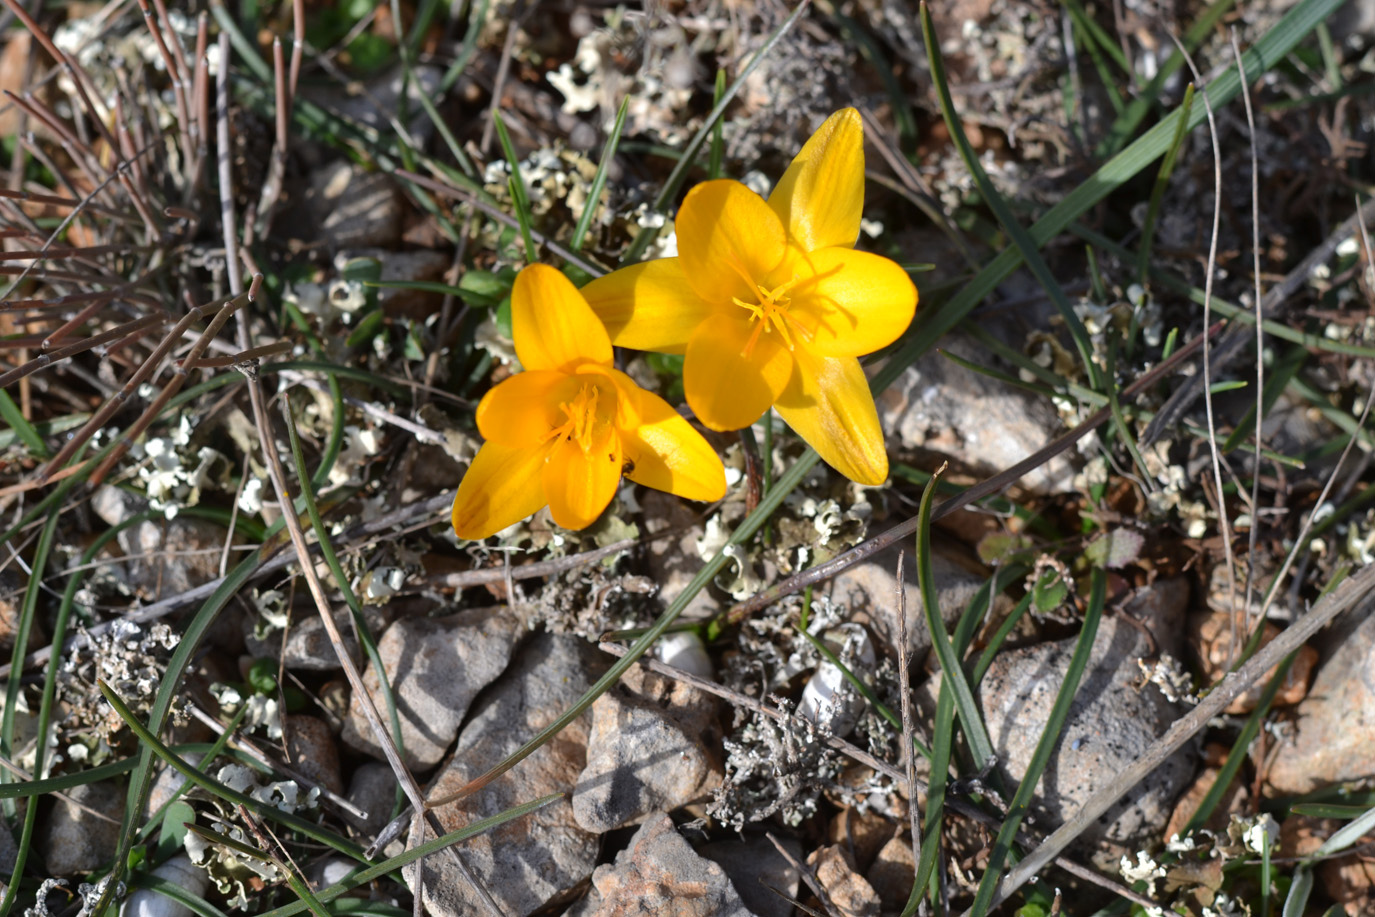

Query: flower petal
[606,373,726,502]
[676,180,787,305]
[451,441,549,540]
[580,258,714,354]
[768,108,865,251]
[774,347,888,485]
[787,247,917,357]
[511,263,612,372]
[475,370,575,447]
[683,317,794,431]
[542,425,622,530]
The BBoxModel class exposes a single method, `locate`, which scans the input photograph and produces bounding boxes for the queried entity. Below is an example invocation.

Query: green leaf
[1032,569,1069,613]
[247,659,278,695]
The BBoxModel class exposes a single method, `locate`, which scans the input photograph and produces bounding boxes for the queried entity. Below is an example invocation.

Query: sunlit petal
[774,347,888,485]
[786,247,917,357]
[676,180,787,305]
[511,263,612,372]
[683,318,794,431]
[451,442,550,540]
[605,374,726,502]
[768,108,865,252]
[580,258,715,354]
[543,426,622,530]
[475,370,576,447]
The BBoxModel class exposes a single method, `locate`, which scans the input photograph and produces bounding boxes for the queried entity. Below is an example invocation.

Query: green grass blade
[0,389,46,456]
[1104,335,1152,483]
[1282,866,1314,917]
[708,70,726,180]
[907,678,955,917]
[969,568,1107,917]
[1137,83,1195,285]
[972,593,1035,686]
[571,97,630,253]
[491,111,538,263]
[104,544,273,912]
[920,1,1098,390]
[1078,221,1375,359]
[1063,0,1127,116]
[1310,803,1375,859]
[915,467,996,770]
[0,757,137,798]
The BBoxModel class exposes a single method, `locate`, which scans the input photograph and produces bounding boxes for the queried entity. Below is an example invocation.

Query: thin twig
[895,550,923,877]
[1172,37,1243,654]
[1231,28,1266,640]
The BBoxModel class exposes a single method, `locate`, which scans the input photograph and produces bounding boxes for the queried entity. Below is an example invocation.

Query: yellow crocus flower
[452,264,726,540]
[582,108,917,485]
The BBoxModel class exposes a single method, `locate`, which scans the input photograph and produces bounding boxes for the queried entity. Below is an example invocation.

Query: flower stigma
[726,254,813,356]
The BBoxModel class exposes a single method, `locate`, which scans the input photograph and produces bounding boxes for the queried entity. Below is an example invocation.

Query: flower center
[726,254,814,357]
[548,382,608,454]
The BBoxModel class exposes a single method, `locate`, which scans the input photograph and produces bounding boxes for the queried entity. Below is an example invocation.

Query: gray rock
[121,855,209,917]
[976,577,1196,855]
[90,487,229,599]
[876,333,1075,494]
[0,810,15,872]
[824,543,1002,664]
[299,65,442,142]
[573,667,722,832]
[1266,604,1375,795]
[416,632,609,917]
[121,515,230,600]
[347,761,399,835]
[699,833,802,917]
[304,161,403,249]
[584,813,753,917]
[144,754,203,820]
[341,607,522,770]
[284,714,343,795]
[641,490,721,621]
[41,781,123,875]
[245,604,394,672]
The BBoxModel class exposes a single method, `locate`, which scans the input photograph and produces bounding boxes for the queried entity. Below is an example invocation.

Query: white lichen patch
[1137,653,1198,704]
[132,415,231,516]
[1119,850,1166,891]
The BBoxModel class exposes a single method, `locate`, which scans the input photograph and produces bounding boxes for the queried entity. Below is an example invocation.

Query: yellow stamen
[547,383,605,453]
[724,252,815,357]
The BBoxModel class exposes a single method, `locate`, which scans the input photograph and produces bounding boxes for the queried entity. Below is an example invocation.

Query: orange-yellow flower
[581,108,917,485]
[452,264,726,540]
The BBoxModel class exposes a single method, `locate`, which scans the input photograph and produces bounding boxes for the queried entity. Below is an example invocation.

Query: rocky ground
[3,0,1375,915]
